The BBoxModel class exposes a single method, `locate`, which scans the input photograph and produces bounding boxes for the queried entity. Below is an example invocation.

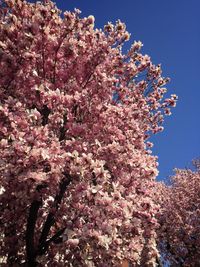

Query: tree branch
[26,184,46,266]
[40,105,51,126]
[37,173,72,255]
[59,113,67,141]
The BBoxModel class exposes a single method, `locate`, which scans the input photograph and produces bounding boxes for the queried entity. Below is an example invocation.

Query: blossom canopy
[0,0,176,266]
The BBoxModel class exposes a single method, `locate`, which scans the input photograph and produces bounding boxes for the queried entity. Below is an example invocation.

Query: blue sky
[55,0,200,181]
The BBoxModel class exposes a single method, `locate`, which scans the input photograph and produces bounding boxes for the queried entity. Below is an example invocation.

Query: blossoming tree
[0,0,176,266]
[158,162,200,266]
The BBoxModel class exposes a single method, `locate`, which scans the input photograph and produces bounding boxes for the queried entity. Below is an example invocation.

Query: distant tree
[158,161,200,266]
[0,0,176,266]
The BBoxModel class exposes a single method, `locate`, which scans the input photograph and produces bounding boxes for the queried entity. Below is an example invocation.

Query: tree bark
[25,184,46,266]
[37,174,72,255]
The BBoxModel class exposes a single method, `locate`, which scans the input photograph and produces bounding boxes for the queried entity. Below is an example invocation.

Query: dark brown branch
[26,199,40,266]
[37,174,72,255]
[26,184,46,266]
[49,226,66,244]
[38,201,88,255]
[59,113,67,141]
[40,227,66,254]
[92,172,97,186]
[41,105,51,126]
[37,226,67,255]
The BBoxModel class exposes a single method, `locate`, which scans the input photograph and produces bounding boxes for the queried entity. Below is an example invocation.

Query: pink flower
[66,239,79,247]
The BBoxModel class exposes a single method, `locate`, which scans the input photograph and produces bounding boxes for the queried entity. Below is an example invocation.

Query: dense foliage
[158,162,200,266]
[0,0,178,266]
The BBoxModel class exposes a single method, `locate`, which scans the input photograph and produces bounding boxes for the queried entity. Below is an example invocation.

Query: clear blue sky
[55,0,200,181]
